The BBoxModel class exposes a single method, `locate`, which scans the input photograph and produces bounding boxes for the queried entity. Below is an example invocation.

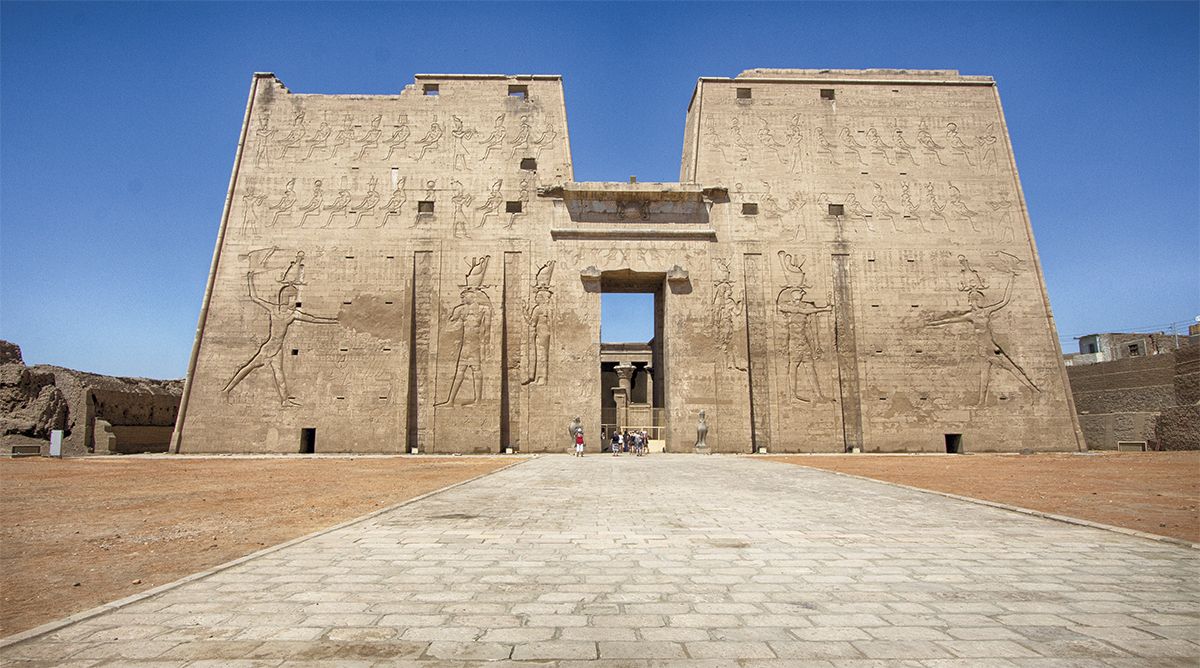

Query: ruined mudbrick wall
[1,340,181,455]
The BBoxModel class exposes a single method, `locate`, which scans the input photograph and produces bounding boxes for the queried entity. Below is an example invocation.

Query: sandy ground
[772,452,1199,544]
[0,456,512,637]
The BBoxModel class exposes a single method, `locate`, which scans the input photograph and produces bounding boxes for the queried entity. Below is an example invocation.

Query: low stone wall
[1067,343,1198,451]
[1068,353,1177,414]
[105,425,174,454]
[1156,405,1199,451]
[1077,412,1157,451]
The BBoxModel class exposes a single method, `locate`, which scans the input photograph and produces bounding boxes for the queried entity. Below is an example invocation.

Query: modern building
[1065,328,1192,367]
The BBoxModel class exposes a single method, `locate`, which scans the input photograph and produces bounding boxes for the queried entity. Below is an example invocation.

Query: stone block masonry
[173,69,1083,454]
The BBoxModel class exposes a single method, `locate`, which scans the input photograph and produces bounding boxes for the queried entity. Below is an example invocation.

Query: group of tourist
[605,428,650,457]
[568,417,652,457]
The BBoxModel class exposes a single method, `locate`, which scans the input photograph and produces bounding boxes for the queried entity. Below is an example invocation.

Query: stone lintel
[552,227,716,240]
[546,182,718,203]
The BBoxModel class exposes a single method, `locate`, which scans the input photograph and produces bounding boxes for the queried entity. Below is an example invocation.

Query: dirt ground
[773,452,1199,544]
[0,456,512,637]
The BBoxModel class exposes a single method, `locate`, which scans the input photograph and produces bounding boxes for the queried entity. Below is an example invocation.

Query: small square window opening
[827,203,845,216]
[736,87,752,100]
[422,83,439,96]
[505,201,523,213]
[418,201,434,213]
[508,84,528,100]
[519,157,537,171]
[741,202,759,215]
[820,88,835,100]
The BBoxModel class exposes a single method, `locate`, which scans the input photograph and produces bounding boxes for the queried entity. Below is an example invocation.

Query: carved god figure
[712,277,745,372]
[436,288,493,407]
[777,286,833,403]
[522,261,555,386]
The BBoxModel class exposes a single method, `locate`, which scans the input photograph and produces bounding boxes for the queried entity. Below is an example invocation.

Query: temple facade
[172,69,1083,454]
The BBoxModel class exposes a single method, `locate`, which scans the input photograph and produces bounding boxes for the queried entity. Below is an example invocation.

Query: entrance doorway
[300,428,316,454]
[945,433,962,454]
[599,273,665,451]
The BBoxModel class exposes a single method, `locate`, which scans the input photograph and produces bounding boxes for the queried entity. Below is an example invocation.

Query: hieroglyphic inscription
[831,253,863,452]
[408,251,435,451]
[501,252,523,450]
[742,253,772,451]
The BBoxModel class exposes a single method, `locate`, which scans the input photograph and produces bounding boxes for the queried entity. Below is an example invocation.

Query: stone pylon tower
[172,70,1083,454]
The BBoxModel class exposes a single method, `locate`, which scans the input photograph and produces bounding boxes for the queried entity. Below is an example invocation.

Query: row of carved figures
[239,176,533,235]
[221,249,557,409]
[706,115,1001,172]
[738,181,1022,241]
[219,246,1040,412]
[253,111,557,167]
[709,251,1040,407]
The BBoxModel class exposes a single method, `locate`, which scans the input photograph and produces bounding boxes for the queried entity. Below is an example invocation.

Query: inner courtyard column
[614,363,635,429]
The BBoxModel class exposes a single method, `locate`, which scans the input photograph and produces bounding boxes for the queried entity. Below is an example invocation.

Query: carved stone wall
[174,70,1083,453]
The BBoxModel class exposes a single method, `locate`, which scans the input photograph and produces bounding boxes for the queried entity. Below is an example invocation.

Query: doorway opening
[944,433,962,454]
[300,428,316,454]
[599,273,665,451]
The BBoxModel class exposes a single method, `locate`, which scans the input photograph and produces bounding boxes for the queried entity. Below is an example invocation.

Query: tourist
[575,430,584,457]
[611,431,620,453]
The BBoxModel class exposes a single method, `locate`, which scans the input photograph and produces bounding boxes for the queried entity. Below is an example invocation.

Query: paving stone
[71,640,183,661]
[767,640,863,659]
[1,457,1196,665]
[423,641,511,661]
[638,627,711,642]
[478,627,556,643]
[597,640,687,659]
[399,627,481,642]
[852,640,954,659]
[510,640,598,660]
[558,626,639,642]
[685,640,775,659]
[938,639,1041,658]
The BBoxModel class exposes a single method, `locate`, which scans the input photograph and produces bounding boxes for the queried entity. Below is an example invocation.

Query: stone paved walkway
[3,455,1198,667]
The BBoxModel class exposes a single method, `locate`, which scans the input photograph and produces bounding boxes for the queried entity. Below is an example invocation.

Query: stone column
[615,363,635,392]
[614,363,635,429]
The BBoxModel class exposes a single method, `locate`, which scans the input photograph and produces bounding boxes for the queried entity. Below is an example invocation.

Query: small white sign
[49,430,63,457]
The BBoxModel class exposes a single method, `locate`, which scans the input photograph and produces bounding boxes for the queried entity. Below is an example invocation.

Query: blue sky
[1,2,1197,378]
